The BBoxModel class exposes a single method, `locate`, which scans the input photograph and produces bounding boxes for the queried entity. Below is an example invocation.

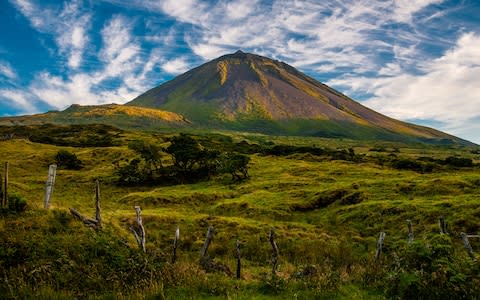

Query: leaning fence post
[407,220,414,244]
[236,240,241,279]
[44,164,57,209]
[3,162,8,208]
[130,206,146,253]
[460,232,476,261]
[172,227,180,264]
[200,226,214,258]
[439,216,447,234]
[269,229,279,275]
[374,232,386,263]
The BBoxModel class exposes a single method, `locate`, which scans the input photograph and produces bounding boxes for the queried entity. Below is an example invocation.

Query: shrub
[384,235,480,299]
[8,193,27,213]
[391,158,434,173]
[55,150,83,170]
[444,156,473,168]
[115,158,145,185]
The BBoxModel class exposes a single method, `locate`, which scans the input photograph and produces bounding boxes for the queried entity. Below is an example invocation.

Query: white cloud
[0,90,36,113]
[225,0,258,20]
[11,0,46,28]
[161,57,190,74]
[23,14,163,111]
[11,0,91,70]
[0,62,17,80]
[99,16,141,79]
[329,32,480,143]
[393,0,444,23]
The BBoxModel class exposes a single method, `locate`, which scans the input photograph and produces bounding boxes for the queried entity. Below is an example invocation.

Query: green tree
[219,152,250,180]
[128,140,163,173]
[165,134,202,174]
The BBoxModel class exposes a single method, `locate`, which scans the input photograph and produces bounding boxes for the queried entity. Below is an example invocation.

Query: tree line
[115,133,250,185]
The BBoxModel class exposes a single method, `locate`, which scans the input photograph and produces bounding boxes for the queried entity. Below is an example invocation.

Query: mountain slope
[0,104,190,130]
[129,51,467,144]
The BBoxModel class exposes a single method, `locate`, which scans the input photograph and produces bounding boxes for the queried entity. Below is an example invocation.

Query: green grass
[1,127,479,298]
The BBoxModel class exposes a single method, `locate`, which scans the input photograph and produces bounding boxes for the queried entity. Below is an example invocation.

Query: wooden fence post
[172,227,179,264]
[0,172,3,208]
[200,226,214,258]
[236,240,241,279]
[44,164,57,209]
[130,206,146,253]
[69,181,102,229]
[374,232,386,263]
[407,220,414,244]
[269,229,279,275]
[3,162,8,208]
[439,216,447,234]
[460,232,476,261]
[95,180,102,227]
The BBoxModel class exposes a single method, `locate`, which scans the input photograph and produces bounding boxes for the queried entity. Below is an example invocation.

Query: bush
[55,150,83,170]
[391,158,434,173]
[8,193,27,213]
[444,156,473,168]
[115,158,145,185]
[384,235,480,299]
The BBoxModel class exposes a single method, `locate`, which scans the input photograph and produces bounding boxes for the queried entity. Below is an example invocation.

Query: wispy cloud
[329,32,480,140]
[4,0,480,142]
[161,57,190,74]
[27,15,157,109]
[0,89,36,113]
[11,0,91,69]
[0,62,17,80]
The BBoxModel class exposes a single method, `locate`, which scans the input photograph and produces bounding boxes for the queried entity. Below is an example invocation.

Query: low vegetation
[0,125,479,299]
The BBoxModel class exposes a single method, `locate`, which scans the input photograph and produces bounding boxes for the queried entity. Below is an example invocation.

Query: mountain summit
[128,52,463,143]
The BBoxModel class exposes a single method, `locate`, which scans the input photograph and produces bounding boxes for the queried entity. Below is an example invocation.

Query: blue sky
[1,0,479,143]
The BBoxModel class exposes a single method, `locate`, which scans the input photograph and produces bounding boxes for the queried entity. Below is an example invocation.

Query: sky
[0,0,479,143]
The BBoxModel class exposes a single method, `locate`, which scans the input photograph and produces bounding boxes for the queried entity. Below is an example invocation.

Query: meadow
[1,125,479,299]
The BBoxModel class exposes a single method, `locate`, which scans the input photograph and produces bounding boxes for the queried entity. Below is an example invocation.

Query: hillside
[0,104,190,130]
[1,128,479,298]
[129,51,469,145]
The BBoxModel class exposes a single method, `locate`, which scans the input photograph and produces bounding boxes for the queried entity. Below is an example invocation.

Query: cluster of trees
[115,134,250,185]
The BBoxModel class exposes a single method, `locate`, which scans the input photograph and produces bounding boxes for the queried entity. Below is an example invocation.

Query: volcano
[128,51,466,144]
[1,51,471,145]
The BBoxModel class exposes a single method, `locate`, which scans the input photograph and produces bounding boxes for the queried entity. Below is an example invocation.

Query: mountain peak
[227,49,248,59]
[127,51,469,144]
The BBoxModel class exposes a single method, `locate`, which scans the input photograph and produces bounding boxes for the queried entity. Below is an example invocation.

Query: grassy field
[1,126,479,299]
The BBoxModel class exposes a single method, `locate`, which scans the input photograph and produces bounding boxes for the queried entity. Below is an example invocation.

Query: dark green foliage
[165,134,203,173]
[114,158,145,185]
[391,158,434,173]
[0,213,164,298]
[383,235,480,299]
[218,152,250,180]
[4,193,27,213]
[115,134,251,185]
[55,150,83,170]
[262,143,360,162]
[444,156,473,168]
[164,134,221,180]
[0,124,121,147]
[128,140,162,171]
